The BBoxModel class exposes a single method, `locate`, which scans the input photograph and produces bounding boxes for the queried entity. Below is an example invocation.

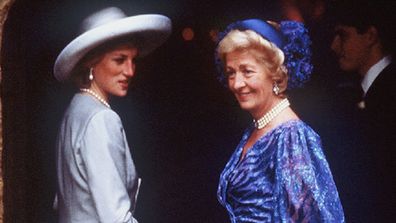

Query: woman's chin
[238,103,255,112]
[112,90,128,98]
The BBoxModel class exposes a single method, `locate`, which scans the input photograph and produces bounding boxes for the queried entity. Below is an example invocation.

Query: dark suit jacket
[321,61,396,223]
[364,60,396,135]
[361,60,396,222]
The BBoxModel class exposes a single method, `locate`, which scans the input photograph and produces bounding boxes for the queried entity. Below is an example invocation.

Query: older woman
[53,7,171,223]
[215,19,344,222]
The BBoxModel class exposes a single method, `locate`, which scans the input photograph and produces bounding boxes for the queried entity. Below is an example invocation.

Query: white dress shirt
[361,55,392,96]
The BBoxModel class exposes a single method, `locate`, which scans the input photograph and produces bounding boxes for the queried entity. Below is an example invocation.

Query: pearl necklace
[253,98,290,129]
[80,88,110,108]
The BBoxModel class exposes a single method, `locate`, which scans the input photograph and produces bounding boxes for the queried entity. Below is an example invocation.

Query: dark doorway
[2,0,283,222]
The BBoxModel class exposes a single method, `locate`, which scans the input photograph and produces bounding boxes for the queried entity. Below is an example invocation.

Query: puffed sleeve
[274,125,344,223]
[79,110,137,223]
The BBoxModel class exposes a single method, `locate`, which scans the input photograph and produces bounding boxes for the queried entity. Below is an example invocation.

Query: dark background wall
[1,0,350,222]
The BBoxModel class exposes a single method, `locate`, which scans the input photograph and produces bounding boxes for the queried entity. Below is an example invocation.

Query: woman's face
[225,49,275,117]
[90,44,138,98]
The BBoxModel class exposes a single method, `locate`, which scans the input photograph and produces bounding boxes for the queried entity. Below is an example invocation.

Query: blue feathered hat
[214,19,313,89]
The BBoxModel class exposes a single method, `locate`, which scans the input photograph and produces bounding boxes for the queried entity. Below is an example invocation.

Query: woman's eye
[225,71,235,78]
[113,58,125,64]
[243,69,254,75]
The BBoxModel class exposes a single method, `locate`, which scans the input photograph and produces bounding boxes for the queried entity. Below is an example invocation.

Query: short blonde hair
[217,29,288,96]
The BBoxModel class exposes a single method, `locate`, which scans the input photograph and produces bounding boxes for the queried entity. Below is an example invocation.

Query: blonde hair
[217,29,288,96]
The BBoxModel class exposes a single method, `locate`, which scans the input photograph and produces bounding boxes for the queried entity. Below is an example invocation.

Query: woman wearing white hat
[53,7,171,223]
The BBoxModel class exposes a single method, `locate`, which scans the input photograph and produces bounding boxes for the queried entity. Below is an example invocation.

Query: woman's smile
[118,79,129,89]
[236,91,253,101]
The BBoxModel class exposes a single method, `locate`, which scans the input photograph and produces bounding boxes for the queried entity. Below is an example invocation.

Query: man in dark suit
[330,1,396,222]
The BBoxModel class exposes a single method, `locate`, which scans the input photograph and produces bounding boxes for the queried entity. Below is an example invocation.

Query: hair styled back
[217,29,288,96]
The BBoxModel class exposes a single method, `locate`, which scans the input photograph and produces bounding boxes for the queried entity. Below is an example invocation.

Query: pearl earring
[89,68,94,81]
[273,82,280,95]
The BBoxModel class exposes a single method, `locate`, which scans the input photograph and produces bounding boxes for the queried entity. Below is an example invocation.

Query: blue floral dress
[218,120,345,223]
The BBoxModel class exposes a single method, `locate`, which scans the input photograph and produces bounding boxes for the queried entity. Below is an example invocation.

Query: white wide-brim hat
[54,7,172,81]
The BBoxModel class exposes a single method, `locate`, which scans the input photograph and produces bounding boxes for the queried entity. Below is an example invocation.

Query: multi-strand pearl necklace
[253,98,290,129]
[80,88,110,108]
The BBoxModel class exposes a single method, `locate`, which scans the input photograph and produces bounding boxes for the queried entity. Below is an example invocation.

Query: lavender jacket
[55,93,139,223]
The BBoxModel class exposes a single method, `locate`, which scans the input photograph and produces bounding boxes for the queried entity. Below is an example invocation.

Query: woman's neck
[89,83,109,102]
[251,97,284,120]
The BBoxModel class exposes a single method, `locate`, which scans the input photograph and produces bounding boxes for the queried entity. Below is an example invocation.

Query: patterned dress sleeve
[79,110,137,223]
[274,123,345,223]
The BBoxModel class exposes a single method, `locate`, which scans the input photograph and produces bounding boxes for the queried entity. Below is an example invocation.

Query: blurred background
[1,0,356,222]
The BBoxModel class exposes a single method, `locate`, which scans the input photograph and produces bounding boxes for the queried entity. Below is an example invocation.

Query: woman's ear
[83,51,103,69]
[84,59,96,69]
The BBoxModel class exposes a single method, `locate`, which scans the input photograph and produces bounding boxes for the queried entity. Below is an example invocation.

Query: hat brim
[54,14,171,81]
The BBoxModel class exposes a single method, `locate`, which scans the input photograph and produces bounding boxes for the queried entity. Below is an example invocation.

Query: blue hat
[215,19,313,89]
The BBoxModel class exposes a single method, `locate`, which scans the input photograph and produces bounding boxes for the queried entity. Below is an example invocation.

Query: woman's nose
[232,73,246,89]
[123,61,135,77]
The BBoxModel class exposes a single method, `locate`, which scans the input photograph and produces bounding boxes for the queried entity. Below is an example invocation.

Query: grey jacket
[56,93,139,223]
